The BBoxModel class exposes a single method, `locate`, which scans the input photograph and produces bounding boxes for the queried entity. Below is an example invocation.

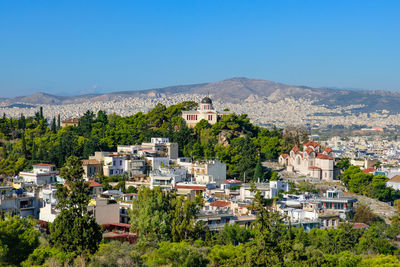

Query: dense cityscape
[0,93,398,128]
[2,1,400,266]
[1,97,400,265]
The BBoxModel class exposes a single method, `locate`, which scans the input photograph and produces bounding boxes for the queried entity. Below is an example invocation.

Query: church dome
[201,97,212,104]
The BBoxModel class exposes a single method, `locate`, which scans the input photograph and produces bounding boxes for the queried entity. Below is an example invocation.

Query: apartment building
[19,164,59,185]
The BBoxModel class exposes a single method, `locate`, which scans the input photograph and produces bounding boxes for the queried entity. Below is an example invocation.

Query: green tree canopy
[50,156,102,256]
[0,216,39,265]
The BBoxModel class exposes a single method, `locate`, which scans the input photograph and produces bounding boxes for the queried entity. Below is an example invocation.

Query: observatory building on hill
[182,97,219,127]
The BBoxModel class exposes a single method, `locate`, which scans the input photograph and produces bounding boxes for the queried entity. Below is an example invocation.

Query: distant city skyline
[0,0,399,97]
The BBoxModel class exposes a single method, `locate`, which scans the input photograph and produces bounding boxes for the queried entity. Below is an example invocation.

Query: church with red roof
[278,141,339,181]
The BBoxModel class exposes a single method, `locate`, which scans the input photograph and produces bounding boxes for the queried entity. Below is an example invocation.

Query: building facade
[82,159,102,179]
[182,97,219,127]
[19,164,59,185]
[279,141,338,181]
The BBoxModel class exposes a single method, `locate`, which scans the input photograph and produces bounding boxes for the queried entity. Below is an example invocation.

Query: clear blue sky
[0,0,399,97]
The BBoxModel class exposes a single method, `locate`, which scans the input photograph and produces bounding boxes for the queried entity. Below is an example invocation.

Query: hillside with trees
[0,101,296,180]
[2,103,400,265]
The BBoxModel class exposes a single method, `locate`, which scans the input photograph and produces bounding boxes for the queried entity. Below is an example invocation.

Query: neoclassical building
[182,97,219,127]
[279,141,338,181]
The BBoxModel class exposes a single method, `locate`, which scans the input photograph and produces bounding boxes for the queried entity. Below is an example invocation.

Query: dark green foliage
[51,117,57,133]
[253,157,263,181]
[57,114,61,129]
[50,156,102,256]
[129,187,203,244]
[89,241,138,267]
[143,241,209,267]
[215,223,252,245]
[0,216,39,265]
[340,166,399,201]
[0,102,293,178]
[336,157,350,170]
[21,246,74,267]
[126,186,137,193]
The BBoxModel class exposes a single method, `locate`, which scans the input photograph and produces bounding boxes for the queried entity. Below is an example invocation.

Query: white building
[182,97,219,127]
[40,195,120,225]
[0,185,39,218]
[19,164,58,185]
[150,168,187,189]
[117,145,141,154]
[239,180,290,201]
[118,138,179,160]
[178,159,226,186]
[146,156,170,170]
[103,154,127,177]
[387,175,400,190]
[141,138,179,160]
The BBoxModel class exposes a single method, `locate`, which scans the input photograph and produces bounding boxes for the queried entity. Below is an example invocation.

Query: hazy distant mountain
[3,77,400,113]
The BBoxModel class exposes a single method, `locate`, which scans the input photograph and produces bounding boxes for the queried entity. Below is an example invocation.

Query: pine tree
[39,106,43,119]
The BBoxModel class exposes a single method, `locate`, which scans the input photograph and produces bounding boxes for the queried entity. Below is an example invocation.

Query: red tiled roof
[363,167,376,174]
[88,180,102,187]
[309,166,321,169]
[305,147,314,154]
[316,154,333,160]
[33,163,55,167]
[323,147,333,154]
[175,185,206,190]
[210,200,231,207]
[345,222,369,229]
[291,146,300,153]
[109,223,131,228]
[224,179,243,184]
[305,141,320,147]
[281,154,289,159]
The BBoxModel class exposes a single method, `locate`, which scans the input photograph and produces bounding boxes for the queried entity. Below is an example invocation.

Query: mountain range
[2,77,400,113]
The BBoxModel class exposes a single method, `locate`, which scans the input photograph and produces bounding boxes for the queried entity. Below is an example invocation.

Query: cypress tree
[51,117,57,133]
[253,157,263,182]
[31,141,36,162]
[57,114,61,129]
[21,133,27,157]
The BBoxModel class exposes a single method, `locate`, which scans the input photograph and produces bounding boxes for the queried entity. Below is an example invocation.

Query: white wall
[387,181,400,190]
